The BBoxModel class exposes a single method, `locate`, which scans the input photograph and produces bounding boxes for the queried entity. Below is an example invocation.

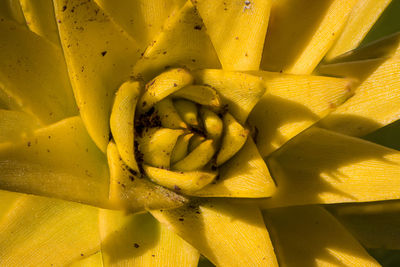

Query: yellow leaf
[263,206,380,266]
[0,84,20,110]
[110,81,141,172]
[132,1,221,81]
[107,141,186,211]
[69,252,103,267]
[151,200,278,267]
[0,117,110,207]
[0,191,101,266]
[317,32,400,80]
[192,138,276,198]
[0,0,25,25]
[358,0,400,47]
[0,18,77,124]
[54,0,141,152]
[99,209,199,267]
[172,85,221,108]
[0,109,40,143]
[171,133,193,164]
[155,99,187,129]
[143,165,216,193]
[188,134,205,152]
[174,99,199,127]
[261,0,358,74]
[263,127,400,207]
[216,113,248,166]
[200,107,223,140]
[320,56,400,136]
[327,32,400,63]
[363,119,400,151]
[0,190,21,223]
[193,0,271,70]
[193,69,265,124]
[329,201,400,250]
[138,68,193,113]
[138,128,184,169]
[19,0,61,44]
[248,71,354,157]
[172,140,216,171]
[326,0,392,60]
[317,58,388,81]
[94,0,186,49]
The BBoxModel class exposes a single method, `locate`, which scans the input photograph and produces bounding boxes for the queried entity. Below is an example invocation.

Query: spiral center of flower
[111,68,249,194]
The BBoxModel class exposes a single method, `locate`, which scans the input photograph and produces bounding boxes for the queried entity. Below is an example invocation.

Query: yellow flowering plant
[0,0,400,266]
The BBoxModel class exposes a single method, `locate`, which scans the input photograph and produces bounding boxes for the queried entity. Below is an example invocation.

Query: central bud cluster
[111,68,249,195]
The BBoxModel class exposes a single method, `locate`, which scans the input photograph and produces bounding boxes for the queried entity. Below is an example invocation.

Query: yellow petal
[110,81,140,172]
[138,128,184,169]
[261,0,358,74]
[151,200,278,267]
[138,68,193,113]
[248,71,354,157]
[172,85,221,108]
[143,165,216,193]
[69,252,103,267]
[0,18,77,124]
[19,0,60,44]
[192,138,276,198]
[263,127,400,208]
[193,69,265,124]
[54,0,141,152]
[263,206,380,266]
[193,0,271,70]
[172,140,216,171]
[0,109,40,143]
[155,99,187,129]
[320,56,400,136]
[171,133,193,164]
[0,191,101,266]
[216,113,248,166]
[132,1,221,81]
[329,201,400,250]
[107,141,186,211]
[326,0,392,60]
[0,116,109,207]
[174,99,199,127]
[94,0,186,48]
[99,209,199,266]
